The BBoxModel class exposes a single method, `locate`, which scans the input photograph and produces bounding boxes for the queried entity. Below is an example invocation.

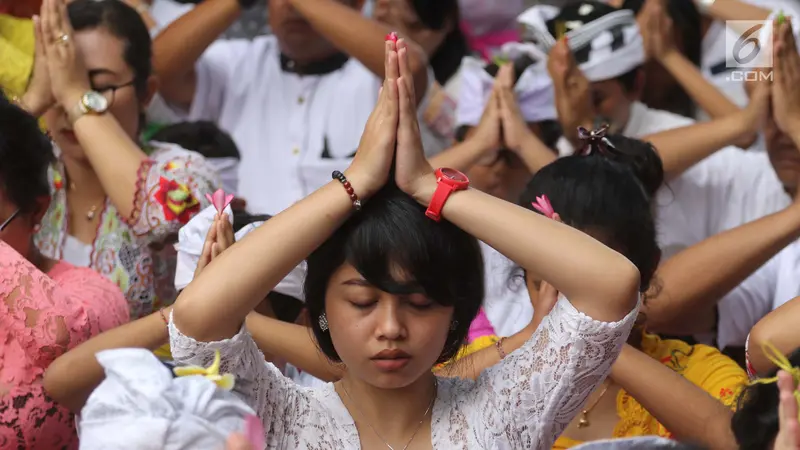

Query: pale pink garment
[467,307,497,343]
[0,241,129,449]
[462,23,521,62]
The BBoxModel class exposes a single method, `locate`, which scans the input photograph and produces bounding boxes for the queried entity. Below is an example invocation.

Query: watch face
[84,92,109,113]
[440,168,468,182]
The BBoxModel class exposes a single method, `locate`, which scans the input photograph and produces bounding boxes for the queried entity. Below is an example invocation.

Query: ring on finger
[57,33,70,44]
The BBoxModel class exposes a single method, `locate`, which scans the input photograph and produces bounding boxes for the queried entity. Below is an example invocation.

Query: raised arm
[152,0,242,110]
[748,297,800,376]
[289,0,429,104]
[172,39,403,342]
[609,344,740,450]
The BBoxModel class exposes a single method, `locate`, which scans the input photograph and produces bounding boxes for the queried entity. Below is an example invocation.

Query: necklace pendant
[86,210,96,221]
[577,413,589,428]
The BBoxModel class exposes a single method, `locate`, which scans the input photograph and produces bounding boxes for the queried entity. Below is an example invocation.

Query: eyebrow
[88,68,120,78]
[341,279,372,287]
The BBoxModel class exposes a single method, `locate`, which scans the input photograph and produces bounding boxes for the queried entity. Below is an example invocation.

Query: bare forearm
[611,345,738,449]
[246,313,343,382]
[415,182,640,322]
[72,114,149,218]
[748,297,800,376]
[515,133,557,174]
[173,178,358,342]
[43,310,170,413]
[648,203,800,334]
[644,113,750,181]
[660,51,743,121]
[428,138,489,173]
[707,0,771,21]
[289,0,429,103]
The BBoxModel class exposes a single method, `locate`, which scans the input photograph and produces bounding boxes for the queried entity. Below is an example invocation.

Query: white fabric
[572,437,686,449]
[164,35,441,215]
[459,0,525,36]
[455,44,556,126]
[480,242,533,337]
[169,297,640,448]
[717,240,800,348]
[283,364,329,389]
[79,348,255,450]
[62,235,92,268]
[206,157,240,194]
[174,205,307,300]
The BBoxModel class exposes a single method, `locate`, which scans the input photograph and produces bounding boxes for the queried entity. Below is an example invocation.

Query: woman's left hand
[39,0,92,111]
[393,38,436,204]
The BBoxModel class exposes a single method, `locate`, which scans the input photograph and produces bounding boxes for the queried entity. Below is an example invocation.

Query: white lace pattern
[169,295,639,449]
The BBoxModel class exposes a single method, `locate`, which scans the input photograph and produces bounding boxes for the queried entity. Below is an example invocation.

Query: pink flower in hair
[532,195,556,219]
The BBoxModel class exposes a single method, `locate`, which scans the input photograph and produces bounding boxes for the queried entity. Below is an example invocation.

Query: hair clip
[750,341,800,418]
[173,350,235,390]
[206,189,234,214]
[532,195,557,219]
[576,124,616,156]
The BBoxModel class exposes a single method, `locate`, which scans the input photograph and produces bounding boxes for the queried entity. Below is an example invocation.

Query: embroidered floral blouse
[34,143,219,319]
[553,333,749,449]
[170,295,640,449]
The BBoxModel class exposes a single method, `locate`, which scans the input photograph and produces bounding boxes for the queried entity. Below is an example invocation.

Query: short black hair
[68,0,152,98]
[150,121,241,160]
[305,181,484,364]
[410,0,469,85]
[518,134,663,292]
[0,94,54,213]
[732,348,800,450]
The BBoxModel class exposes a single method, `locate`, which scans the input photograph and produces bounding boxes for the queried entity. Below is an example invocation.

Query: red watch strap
[425,183,455,222]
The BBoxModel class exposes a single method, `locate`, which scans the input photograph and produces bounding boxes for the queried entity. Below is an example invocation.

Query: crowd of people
[3,0,800,448]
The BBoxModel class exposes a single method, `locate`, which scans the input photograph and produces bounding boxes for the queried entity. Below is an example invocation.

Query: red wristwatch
[425,168,470,222]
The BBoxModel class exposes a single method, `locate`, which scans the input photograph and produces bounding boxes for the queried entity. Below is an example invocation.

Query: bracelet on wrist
[495,337,508,360]
[332,171,362,211]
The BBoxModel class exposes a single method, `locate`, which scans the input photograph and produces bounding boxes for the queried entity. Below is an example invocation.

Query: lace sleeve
[48,264,130,332]
[470,295,639,448]
[167,313,305,445]
[126,150,218,243]
[0,242,95,384]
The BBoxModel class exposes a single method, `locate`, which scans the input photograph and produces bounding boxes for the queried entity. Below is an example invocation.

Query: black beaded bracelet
[332,170,362,211]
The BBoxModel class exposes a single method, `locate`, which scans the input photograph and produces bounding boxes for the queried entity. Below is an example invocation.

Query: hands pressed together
[772,18,800,139]
[22,0,93,116]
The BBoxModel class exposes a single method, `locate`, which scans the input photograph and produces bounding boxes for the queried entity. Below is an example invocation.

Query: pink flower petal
[532,195,556,219]
[244,414,265,449]
[205,189,234,213]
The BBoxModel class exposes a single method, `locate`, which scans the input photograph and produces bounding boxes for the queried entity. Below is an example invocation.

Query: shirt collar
[280,52,349,76]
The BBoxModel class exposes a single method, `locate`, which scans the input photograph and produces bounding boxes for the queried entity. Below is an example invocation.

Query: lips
[371,349,411,372]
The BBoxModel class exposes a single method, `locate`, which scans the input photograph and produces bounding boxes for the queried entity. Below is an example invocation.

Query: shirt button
[298,97,305,105]
[292,147,300,155]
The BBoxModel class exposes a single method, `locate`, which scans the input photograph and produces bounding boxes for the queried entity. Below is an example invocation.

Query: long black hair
[410,0,469,85]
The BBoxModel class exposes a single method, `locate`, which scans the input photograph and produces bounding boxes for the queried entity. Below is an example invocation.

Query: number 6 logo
[733,23,764,65]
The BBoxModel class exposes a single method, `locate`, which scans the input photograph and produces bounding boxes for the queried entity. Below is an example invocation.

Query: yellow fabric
[434,334,499,371]
[154,343,172,359]
[0,15,34,98]
[553,333,748,449]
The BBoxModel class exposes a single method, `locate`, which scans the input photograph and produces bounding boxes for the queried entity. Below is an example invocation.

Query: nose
[375,301,405,341]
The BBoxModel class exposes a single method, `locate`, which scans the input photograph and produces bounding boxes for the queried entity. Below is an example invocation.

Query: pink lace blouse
[0,241,128,449]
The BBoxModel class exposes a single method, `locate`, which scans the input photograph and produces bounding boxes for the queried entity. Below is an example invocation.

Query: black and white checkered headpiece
[517,1,645,82]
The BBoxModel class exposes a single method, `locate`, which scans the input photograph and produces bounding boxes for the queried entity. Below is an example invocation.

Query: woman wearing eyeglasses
[16,0,218,319]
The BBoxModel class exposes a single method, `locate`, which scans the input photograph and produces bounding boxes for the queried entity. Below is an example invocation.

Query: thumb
[226,433,254,450]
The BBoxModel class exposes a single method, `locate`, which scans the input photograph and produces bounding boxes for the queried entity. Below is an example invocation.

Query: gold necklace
[340,379,437,450]
[69,181,100,221]
[577,380,612,428]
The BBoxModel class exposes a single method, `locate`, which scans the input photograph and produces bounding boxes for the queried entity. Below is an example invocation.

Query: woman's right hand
[774,370,800,450]
[772,19,800,138]
[547,39,593,146]
[469,84,503,153]
[345,39,401,199]
[22,14,56,116]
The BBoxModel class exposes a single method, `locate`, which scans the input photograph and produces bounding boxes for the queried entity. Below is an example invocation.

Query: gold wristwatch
[67,91,109,125]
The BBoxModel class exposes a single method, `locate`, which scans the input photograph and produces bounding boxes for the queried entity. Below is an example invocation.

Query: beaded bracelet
[495,337,508,360]
[332,170,362,211]
[159,307,169,326]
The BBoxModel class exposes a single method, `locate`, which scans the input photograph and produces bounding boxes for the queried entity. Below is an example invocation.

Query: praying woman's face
[0,188,49,262]
[372,0,452,57]
[44,27,156,162]
[589,78,639,133]
[323,263,453,389]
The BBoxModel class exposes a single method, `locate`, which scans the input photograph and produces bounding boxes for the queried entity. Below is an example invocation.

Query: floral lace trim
[126,158,156,227]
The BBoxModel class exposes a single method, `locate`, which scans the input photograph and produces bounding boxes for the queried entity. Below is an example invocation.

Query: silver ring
[57,33,70,44]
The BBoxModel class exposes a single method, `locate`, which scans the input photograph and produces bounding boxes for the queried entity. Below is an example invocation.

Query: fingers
[777,371,798,448]
[33,15,46,57]
[397,72,420,140]
[216,213,234,253]
[55,0,72,35]
[41,0,56,46]
[385,38,399,84]
[396,38,417,105]
[226,434,254,450]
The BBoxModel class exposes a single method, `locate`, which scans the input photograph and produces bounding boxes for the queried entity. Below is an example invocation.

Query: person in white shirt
[153,0,434,215]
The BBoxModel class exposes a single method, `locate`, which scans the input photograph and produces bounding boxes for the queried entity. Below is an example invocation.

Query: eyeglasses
[0,209,20,232]
[93,79,136,107]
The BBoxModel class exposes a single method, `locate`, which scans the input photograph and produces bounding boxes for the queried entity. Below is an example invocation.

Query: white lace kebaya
[169,294,639,449]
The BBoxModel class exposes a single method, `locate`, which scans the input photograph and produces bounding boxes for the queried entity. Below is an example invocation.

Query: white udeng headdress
[78,349,256,450]
[517,3,646,82]
[456,41,557,127]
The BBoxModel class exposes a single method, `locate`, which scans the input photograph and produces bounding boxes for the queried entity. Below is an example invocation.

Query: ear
[141,75,160,109]
[31,195,51,229]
